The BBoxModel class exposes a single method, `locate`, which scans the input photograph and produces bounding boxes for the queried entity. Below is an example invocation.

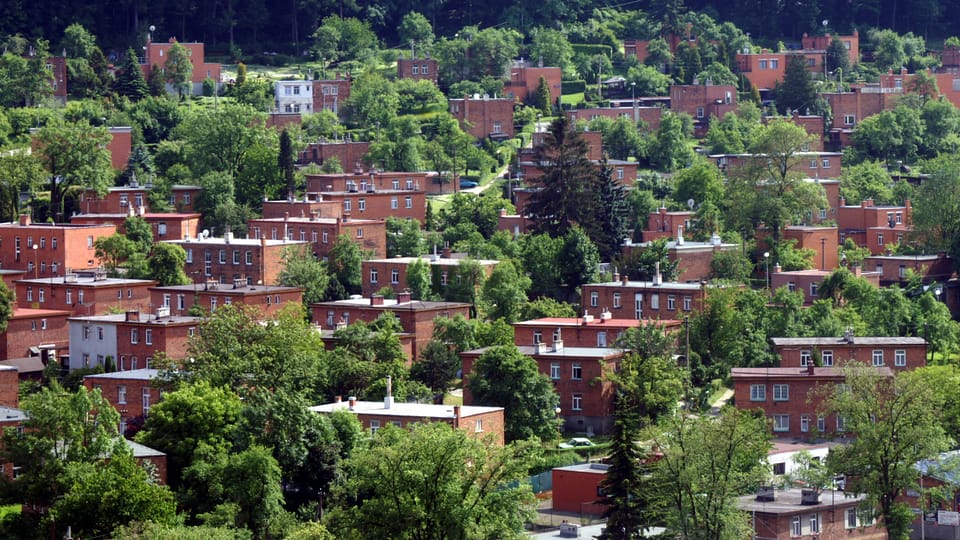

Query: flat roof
[732,366,894,378]
[0,356,46,374]
[72,212,201,219]
[553,462,610,474]
[769,440,840,456]
[364,256,500,266]
[13,307,72,318]
[624,240,739,250]
[463,345,624,359]
[514,318,681,329]
[165,238,308,247]
[150,284,302,294]
[68,313,201,326]
[84,368,159,381]
[0,407,27,423]
[587,280,707,290]
[16,276,156,286]
[250,216,382,224]
[309,400,502,418]
[314,298,472,310]
[771,336,926,346]
[737,489,864,513]
[864,254,945,261]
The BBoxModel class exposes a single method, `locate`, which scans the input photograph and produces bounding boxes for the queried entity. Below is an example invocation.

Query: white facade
[68,317,119,371]
[275,81,313,114]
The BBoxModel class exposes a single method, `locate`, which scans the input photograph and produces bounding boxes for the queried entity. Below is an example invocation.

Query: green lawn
[560,92,585,106]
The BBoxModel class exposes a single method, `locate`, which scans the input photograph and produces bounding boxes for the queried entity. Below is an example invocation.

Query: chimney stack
[384,376,394,409]
[348,396,357,410]
[371,294,385,306]
[654,262,662,285]
[397,290,412,303]
[18,214,30,227]
[677,226,684,246]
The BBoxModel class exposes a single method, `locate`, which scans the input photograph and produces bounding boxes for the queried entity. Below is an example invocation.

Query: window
[597,331,607,347]
[800,415,810,432]
[177,294,186,311]
[344,199,352,212]
[844,114,856,126]
[590,292,598,307]
[370,419,380,434]
[392,179,400,190]
[356,228,363,238]
[821,350,834,366]
[810,513,820,533]
[683,296,692,311]
[245,251,253,265]
[895,349,906,367]
[773,384,789,401]
[572,363,582,380]
[759,60,768,70]
[40,318,46,330]
[895,78,902,89]
[143,388,151,415]
[421,64,428,74]
[87,236,94,249]
[667,295,676,310]
[616,168,624,180]
[25,287,32,302]
[370,268,378,283]
[791,516,802,537]
[696,106,704,118]
[534,330,543,344]
[773,414,789,432]
[877,232,884,246]
[550,363,560,379]
[898,264,907,278]
[800,350,812,366]
[872,350,884,366]
[493,121,502,133]
[412,65,420,74]
[145,329,153,345]
[117,289,123,300]
[78,290,85,305]
[391,269,400,284]
[896,212,902,224]
[118,385,127,404]
[97,327,104,341]
[391,197,398,209]
[847,508,858,528]
[810,282,818,297]
[820,208,827,219]
[750,384,766,401]
[52,237,57,249]
[130,329,139,344]
[233,250,241,265]
[773,462,786,475]
[358,198,365,212]
[837,415,847,432]
[405,196,413,208]
[572,394,583,411]
[810,159,818,169]
[66,290,72,304]
[474,419,483,432]
[817,415,826,432]
[650,294,660,310]
[770,59,779,69]
[613,292,621,308]
[788,281,797,292]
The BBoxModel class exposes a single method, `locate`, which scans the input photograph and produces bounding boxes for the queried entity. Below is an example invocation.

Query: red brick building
[801,31,860,66]
[169,185,202,213]
[782,226,839,271]
[878,69,960,110]
[396,55,438,84]
[670,84,737,135]
[311,293,472,360]
[803,179,841,223]
[552,463,609,516]
[770,268,877,305]
[78,183,202,215]
[737,488,881,540]
[149,283,303,319]
[513,316,680,349]
[712,152,842,179]
[14,274,157,316]
[642,208,695,242]
[304,170,432,206]
[107,127,133,170]
[862,253,955,286]
[359,255,499,297]
[71,212,201,243]
[822,89,897,150]
[837,199,912,255]
[141,38,221,94]
[297,140,370,168]
[764,113,826,151]
[736,51,828,91]
[320,190,426,223]
[449,96,515,140]
[313,75,352,117]
[566,106,664,132]
[0,269,25,291]
[580,277,712,321]
[621,235,740,283]
[165,234,308,286]
[732,365,893,438]
[68,311,202,371]
[0,308,70,361]
[310,397,505,445]
[83,369,162,435]
[260,195,342,220]
[772,335,927,372]
[503,62,562,105]
[461,344,626,435]
[248,215,386,260]
[0,367,21,408]
[0,216,116,278]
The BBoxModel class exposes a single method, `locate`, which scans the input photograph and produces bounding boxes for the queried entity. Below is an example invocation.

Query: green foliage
[174,102,270,180]
[470,345,560,441]
[649,409,770,540]
[481,260,531,322]
[824,366,951,540]
[529,27,575,77]
[312,16,379,63]
[626,63,673,96]
[913,155,960,258]
[710,249,753,283]
[278,246,330,306]
[344,71,398,129]
[398,12,434,48]
[826,35,851,72]
[410,339,461,393]
[33,118,112,222]
[327,422,539,539]
[328,234,364,296]
[0,280,12,334]
[164,42,194,96]
[776,54,816,114]
[147,242,190,285]
[840,160,894,204]
[648,111,693,172]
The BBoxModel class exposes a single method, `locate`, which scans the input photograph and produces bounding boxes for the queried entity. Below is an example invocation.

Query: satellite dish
[687,198,696,210]
[202,229,210,238]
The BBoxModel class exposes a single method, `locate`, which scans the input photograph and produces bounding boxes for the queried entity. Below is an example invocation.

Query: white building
[68,314,121,371]
[275,80,314,114]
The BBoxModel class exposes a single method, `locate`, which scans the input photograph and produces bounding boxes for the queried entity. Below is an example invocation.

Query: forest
[1,0,956,58]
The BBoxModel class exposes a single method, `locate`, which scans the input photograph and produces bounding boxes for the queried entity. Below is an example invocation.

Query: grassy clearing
[560,92,585,106]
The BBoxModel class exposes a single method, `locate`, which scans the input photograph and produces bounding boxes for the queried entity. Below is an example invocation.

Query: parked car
[459,180,479,189]
[558,437,595,449]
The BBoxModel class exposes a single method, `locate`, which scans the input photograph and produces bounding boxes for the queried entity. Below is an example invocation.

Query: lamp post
[631,81,638,123]
[32,244,38,278]
[763,251,770,292]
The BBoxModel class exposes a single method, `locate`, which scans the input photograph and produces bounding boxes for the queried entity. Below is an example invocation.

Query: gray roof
[309,400,502,418]
[553,462,610,473]
[84,368,159,381]
[737,489,865,513]
[125,439,166,458]
[916,450,960,484]
[771,336,926,346]
[588,280,707,290]
[0,407,27,423]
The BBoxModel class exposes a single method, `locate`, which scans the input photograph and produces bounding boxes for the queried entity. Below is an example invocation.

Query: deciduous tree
[33,119,112,222]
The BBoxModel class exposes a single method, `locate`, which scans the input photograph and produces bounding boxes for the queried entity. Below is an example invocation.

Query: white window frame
[773,414,789,432]
[821,350,834,366]
[590,292,598,307]
[800,415,810,432]
[572,394,583,411]
[800,350,812,366]
[550,363,560,380]
[750,384,766,401]
[895,349,906,367]
[872,350,884,366]
[773,384,789,401]
[572,363,583,380]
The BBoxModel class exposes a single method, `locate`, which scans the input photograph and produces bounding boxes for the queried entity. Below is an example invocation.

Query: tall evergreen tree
[776,53,816,114]
[527,116,600,238]
[595,157,631,260]
[533,75,552,114]
[598,393,646,540]
[278,129,296,198]
[114,48,148,100]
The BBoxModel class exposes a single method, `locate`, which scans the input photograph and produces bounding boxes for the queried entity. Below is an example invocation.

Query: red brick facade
[313,77,352,117]
[449,97,515,139]
[359,256,499,297]
[738,489,882,540]
[712,152,842,179]
[772,336,927,372]
[83,369,162,435]
[566,107,663,132]
[14,275,156,316]
[168,235,308,286]
[298,140,370,168]
[249,216,387,260]
[396,57,438,83]
[149,284,303,319]
[580,279,709,321]
[862,253,954,286]
[512,317,679,349]
[837,199,912,255]
[0,308,70,361]
[141,38,221,87]
[504,64,562,105]
[670,84,737,136]
[0,216,116,278]
[552,463,608,516]
[71,212,201,243]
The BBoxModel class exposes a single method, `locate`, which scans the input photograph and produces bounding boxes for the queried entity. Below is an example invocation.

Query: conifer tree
[114,48,148,100]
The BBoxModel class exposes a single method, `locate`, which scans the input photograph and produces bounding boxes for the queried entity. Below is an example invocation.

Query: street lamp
[32,244,38,278]
[763,251,770,291]
[631,81,638,123]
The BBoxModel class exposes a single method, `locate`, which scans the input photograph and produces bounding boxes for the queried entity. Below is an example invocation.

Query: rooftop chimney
[348,396,356,411]
[677,225,684,246]
[125,310,140,322]
[654,262,662,285]
[397,290,412,303]
[612,270,620,282]
[711,233,721,246]
[370,294,385,306]
[18,214,30,227]
[384,376,394,409]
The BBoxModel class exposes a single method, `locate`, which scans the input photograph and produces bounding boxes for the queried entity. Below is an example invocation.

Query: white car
[558,437,596,449]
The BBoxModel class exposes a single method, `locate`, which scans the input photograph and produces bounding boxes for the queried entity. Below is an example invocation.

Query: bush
[202,78,216,97]
[561,80,586,94]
